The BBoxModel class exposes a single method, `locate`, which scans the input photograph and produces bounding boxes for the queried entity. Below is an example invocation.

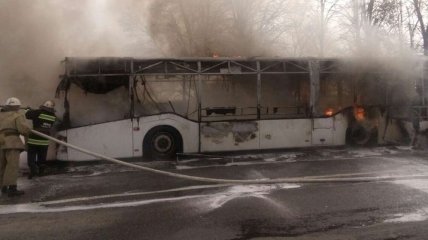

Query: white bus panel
[60,119,133,161]
[259,119,312,149]
[200,121,260,152]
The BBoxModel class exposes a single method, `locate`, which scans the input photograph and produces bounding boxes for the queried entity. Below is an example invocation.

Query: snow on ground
[385,179,428,223]
[0,184,300,214]
[4,146,426,216]
[347,147,399,158]
[202,184,300,209]
[0,195,206,214]
[66,164,138,177]
[385,209,428,223]
[176,147,407,170]
[394,179,428,195]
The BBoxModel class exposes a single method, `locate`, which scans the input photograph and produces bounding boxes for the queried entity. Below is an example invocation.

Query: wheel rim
[153,132,174,154]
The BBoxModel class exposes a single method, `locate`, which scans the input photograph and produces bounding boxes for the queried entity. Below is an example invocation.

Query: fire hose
[31,130,428,184]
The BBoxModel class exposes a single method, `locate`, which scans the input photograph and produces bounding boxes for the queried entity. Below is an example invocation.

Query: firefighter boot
[28,166,39,179]
[7,185,24,197]
[38,164,46,176]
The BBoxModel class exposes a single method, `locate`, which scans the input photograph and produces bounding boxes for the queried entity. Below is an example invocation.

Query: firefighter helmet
[42,100,55,109]
[5,97,21,106]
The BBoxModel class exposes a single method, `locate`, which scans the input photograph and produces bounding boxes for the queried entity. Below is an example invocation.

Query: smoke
[0,0,132,107]
[0,0,423,126]
[146,0,303,57]
[144,0,417,59]
[143,0,424,119]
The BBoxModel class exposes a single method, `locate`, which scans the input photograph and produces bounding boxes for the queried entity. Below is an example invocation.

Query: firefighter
[0,97,32,197]
[25,100,57,178]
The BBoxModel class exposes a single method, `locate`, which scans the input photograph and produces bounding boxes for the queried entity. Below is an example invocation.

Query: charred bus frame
[56,57,427,161]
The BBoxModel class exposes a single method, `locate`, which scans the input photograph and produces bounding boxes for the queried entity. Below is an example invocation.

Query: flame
[355,107,365,121]
[324,108,334,117]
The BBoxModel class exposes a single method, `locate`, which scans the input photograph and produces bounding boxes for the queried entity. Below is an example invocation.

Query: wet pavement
[1,146,428,239]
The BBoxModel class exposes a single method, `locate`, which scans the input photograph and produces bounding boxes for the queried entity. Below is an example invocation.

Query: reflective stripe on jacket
[27,138,50,146]
[26,109,56,146]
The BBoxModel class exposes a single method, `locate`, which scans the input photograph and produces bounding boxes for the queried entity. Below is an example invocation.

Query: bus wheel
[143,126,183,160]
[346,124,378,146]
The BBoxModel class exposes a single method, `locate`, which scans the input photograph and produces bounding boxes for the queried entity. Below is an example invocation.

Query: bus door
[311,118,334,145]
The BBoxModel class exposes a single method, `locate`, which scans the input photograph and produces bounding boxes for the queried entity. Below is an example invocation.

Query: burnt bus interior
[57,57,426,130]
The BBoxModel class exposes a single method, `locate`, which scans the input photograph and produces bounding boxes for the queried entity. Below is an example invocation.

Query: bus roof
[59,56,426,94]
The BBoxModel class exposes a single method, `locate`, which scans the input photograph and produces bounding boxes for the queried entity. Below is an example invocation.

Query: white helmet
[42,100,55,109]
[5,97,21,106]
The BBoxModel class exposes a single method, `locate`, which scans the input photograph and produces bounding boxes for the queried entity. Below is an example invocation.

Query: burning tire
[143,126,183,160]
[345,106,380,146]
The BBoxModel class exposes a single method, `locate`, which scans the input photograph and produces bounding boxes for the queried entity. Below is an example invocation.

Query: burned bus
[55,57,428,161]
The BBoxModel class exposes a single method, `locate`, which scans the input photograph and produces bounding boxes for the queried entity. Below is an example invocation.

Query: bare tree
[339,0,403,55]
[318,0,341,57]
[362,0,402,33]
[405,3,420,50]
[147,0,224,56]
[146,0,294,57]
[122,0,424,57]
[412,0,428,55]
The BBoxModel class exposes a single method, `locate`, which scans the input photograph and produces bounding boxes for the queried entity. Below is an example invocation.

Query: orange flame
[324,108,334,117]
[355,107,365,121]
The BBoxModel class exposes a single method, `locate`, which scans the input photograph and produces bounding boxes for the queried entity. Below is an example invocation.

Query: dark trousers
[27,145,48,174]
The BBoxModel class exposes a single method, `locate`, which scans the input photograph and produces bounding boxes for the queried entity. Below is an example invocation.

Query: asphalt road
[1,147,428,240]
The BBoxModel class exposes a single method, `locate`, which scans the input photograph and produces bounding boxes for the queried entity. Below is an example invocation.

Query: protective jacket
[26,108,56,146]
[0,110,32,150]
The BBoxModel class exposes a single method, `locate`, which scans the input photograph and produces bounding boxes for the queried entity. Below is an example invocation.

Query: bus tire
[143,126,183,160]
[346,124,378,146]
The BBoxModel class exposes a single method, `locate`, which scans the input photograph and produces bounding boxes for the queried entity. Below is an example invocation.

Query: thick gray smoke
[0,0,133,106]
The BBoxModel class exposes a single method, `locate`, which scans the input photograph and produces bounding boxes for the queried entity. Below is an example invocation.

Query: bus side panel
[332,113,348,145]
[65,120,134,161]
[56,131,68,161]
[133,114,199,155]
[200,121,259,152]
[260,119,312,149]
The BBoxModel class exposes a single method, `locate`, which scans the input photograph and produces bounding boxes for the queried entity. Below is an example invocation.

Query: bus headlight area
[53,57,428,162]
